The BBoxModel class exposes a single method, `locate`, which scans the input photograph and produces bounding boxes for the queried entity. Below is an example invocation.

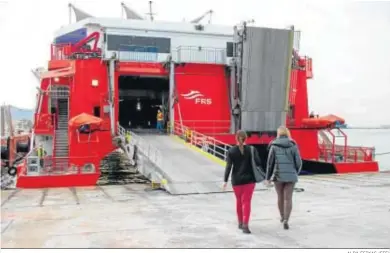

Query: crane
[190,9,214,24]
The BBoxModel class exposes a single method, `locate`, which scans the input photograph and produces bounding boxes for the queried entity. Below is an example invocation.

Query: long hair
[236,130,247,149]
[277,126,291,138]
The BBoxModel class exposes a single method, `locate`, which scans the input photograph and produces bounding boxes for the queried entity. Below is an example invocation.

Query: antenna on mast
[68,3,72,24]
[146,1,156,21]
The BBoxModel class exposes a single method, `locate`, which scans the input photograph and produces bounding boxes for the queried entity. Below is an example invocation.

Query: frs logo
[181,90,212,105]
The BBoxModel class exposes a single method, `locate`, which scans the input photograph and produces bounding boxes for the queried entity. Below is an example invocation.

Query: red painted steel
[16,173,100,188]
[334,162,379,174]
[173,63,230,135]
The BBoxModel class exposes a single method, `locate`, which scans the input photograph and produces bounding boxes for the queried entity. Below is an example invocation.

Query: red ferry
[15,4,378,190]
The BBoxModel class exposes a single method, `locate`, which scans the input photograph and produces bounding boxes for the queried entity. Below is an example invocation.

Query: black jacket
[224,145,261,186]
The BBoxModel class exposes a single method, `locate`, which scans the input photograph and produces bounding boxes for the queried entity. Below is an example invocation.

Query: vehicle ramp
[139,134,225,195]
[118,125,268,195]
[118,125,227,194]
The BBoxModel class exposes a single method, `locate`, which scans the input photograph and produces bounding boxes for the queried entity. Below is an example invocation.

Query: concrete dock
[1,172,390,248]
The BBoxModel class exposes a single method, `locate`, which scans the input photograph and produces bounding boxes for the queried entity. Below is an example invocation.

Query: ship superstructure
[15,4,378,190]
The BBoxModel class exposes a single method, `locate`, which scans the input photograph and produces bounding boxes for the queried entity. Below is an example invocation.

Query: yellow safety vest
[157,112,163,121]
[37,147,45,158]
[125,132,131,143]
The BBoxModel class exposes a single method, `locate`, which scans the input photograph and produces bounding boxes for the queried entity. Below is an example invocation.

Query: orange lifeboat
[301,114,345,128]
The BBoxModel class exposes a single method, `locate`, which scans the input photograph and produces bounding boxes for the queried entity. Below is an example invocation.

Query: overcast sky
[0,0,389,126]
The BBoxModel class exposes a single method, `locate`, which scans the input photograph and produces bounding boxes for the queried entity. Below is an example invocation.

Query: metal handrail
[51,43,72,60]
[117,121,232,187]
[317,129,375,163]
[318,144,375,163]
[24,155,97,176]
[172,120,230,135]
[172,122,232,162]
[117,124,163,169]
[118,49,159,62]
[173,46,226,64]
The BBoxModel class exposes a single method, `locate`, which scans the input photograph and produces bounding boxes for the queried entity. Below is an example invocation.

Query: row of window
[106,34,235,57]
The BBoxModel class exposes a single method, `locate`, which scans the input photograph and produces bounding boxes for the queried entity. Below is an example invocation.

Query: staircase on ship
[51,85,70,171]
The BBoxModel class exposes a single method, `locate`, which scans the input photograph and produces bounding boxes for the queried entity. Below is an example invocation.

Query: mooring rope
[376,151,390,156]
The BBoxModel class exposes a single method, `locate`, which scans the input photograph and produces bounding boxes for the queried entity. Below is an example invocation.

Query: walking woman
[223,130,262,234]
[265,126,302,230]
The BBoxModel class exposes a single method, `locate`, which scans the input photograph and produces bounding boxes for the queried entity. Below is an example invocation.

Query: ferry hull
[16,173,100,188]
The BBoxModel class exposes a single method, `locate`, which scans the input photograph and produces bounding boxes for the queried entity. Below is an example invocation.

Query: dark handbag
[250,146,265,183]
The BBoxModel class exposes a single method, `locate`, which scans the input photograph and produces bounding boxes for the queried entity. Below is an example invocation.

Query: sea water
[342,129,390,172]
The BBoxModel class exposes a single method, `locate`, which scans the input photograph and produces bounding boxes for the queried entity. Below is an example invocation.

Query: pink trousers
[232,183,255,224]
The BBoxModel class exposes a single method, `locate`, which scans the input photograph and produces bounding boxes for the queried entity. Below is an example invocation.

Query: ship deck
[1,172,390,248]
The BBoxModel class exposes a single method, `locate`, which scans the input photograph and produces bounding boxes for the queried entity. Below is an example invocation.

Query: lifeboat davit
[301,114,345,128]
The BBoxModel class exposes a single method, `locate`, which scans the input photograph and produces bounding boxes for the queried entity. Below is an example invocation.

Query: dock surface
[1,172,390,248]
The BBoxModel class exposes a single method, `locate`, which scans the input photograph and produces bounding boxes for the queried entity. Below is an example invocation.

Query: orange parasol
[68,113,103,128]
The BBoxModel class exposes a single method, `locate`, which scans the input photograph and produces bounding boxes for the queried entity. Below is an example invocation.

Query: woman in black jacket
[223,130,262,234]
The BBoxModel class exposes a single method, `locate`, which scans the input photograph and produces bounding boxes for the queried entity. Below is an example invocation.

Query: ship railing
[305,57,313,79]
[293,30,301,53]
[318,143,375,163]
[172,122,232,162]
[317,128,375,163]
[172,46,226,64]
[117,45,159,62]
[51,42,102,61]
[51,43,73,60]
[48,85,70,99]
[172,120,231,135]
[21,154,98,176]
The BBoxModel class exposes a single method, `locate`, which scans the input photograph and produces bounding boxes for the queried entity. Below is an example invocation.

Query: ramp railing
[117,122,232,191]
[117,124,163,168]
[117,124,169,188]
[172,122,232,162]
[172,120,230,135]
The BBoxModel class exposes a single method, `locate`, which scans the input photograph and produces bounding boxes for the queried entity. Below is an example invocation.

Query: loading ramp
[118,124,268,195]
[140,134,225,194]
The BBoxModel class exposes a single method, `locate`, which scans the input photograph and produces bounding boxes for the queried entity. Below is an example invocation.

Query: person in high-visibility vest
[156,109,164,132]
[125,131,131,144]
[37,144,46,168]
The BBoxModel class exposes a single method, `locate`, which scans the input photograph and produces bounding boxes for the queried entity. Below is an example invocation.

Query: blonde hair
[277,126,291,138]
[236,130,247,148]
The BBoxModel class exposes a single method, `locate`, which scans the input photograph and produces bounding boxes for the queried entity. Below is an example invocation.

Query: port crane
[190,9,214,24]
